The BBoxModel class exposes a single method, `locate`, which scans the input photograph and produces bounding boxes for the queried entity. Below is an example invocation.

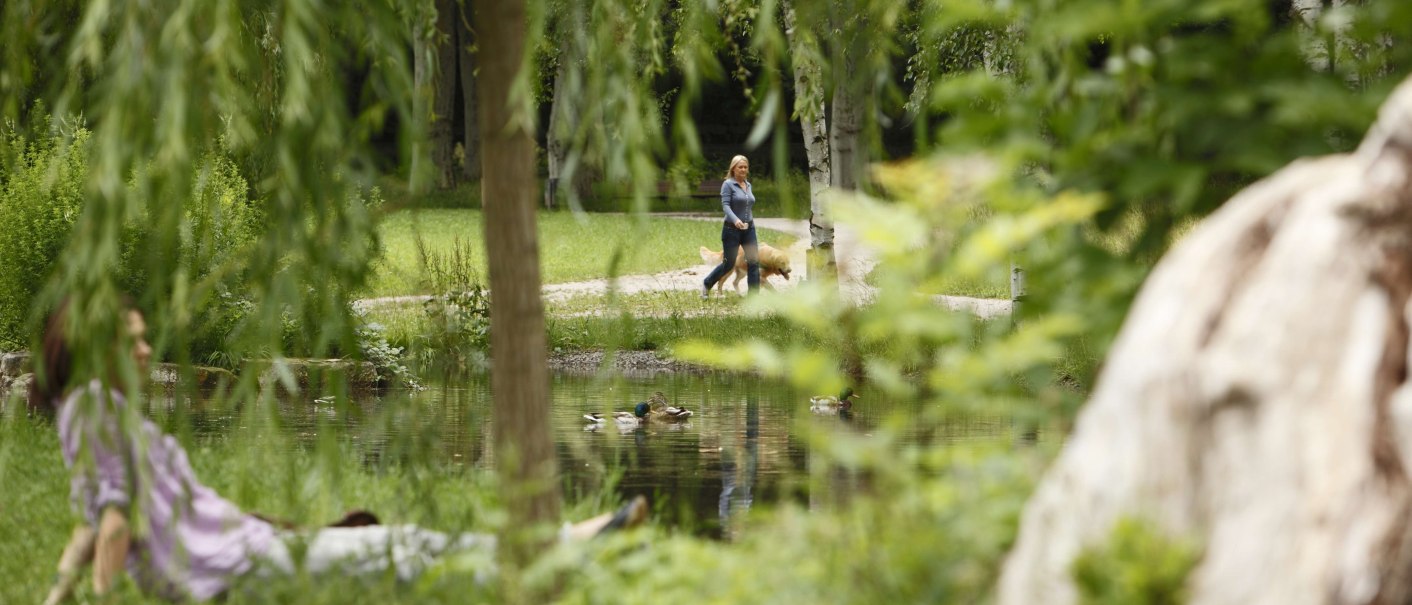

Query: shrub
[413,237,491,372]
[0,123,89,349]
[1072,518,1201,605]
[181,152,265,362]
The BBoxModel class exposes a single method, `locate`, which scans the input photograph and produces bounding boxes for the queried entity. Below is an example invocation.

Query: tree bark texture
[411,7,432,190]
[474,0,560,568]
[783,0,835,280]
[999,75,1412,605]
[458,0,480,182]
[828,62,862,195]
[430,0,458,189]
[545,54,569,209]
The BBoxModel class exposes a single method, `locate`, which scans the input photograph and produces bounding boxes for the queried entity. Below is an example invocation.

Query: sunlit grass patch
[546,290,748,317]
[365,210,797,298]
[919,268,1012,299]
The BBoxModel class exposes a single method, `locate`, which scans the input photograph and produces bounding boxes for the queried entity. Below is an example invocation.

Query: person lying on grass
[35,301,647,604]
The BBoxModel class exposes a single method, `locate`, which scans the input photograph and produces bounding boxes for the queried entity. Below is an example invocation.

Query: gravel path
[354,215,1012,319]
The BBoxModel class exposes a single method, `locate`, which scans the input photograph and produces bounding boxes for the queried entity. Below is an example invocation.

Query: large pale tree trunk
[474,0,560,572]
[457,0,480,182]
[999,75,1412,605]
[783,0,834,280]
[430,0,458,189]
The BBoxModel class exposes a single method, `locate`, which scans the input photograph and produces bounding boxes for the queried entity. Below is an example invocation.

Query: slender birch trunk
[783,0,835,280]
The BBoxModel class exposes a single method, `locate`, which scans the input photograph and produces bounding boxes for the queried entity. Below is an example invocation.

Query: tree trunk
[545,54,569,209]
[999,75,1412,605]
[457,0,480,183]
[430,0,458,189]
[474,0,560,572]
[829,77,861,194]
[411,5,432,191]
[1293,0,1334,72]
[783,0,835,281]
[829,61,863,287]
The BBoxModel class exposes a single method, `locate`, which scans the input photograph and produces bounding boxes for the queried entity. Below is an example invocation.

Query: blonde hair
[725,155,749,180]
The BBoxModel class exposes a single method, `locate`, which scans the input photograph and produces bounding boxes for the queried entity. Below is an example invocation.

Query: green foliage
[175,152,265,363]
[678,157,1094,419]
[533,441,1038,605]
[1072,519,1201,605]
[906,0,1412,379]
[548,0,726,212]
[0,120,88,349]
[416,288,493,371]
[933,0,1412,251]
[380,177,483,210]
[412,236,493,372]
[355,315,423,390]
[3,0,416,428]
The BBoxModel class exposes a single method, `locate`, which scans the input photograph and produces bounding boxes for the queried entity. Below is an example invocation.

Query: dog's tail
[699,246,718,264]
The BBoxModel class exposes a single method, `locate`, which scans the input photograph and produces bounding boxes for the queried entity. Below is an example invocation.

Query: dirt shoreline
[547,349,719,376]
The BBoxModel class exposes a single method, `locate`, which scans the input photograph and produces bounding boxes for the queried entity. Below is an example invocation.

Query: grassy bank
[366,210,797,298]
[0,411,631,604]
[360,293,808,362]
[1,407,1043,604]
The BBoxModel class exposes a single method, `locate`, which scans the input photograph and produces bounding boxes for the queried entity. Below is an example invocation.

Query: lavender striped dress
[58,382,278,602]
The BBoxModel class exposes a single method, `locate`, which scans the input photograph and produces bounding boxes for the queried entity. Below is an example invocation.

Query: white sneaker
[700,284,710,299]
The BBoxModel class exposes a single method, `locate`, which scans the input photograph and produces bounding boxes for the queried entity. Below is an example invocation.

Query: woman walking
[702,155,760,298]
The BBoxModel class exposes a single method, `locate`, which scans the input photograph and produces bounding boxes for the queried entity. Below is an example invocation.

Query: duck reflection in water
[718,392,759,539]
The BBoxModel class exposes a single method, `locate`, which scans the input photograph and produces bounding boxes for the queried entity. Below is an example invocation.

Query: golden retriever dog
[699,243,792,294]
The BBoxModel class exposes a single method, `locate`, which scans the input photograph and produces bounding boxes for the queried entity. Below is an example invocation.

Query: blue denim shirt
[720,179,755,225]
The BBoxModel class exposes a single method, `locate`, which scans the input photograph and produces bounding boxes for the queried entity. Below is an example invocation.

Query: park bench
[653,179,721,198]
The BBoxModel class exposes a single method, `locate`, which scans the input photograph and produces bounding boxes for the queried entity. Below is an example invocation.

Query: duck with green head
[645,391,694,422]
[810,388,859,414]
[584,402,651,428]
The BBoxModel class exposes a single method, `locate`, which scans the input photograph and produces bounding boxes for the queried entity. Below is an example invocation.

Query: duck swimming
[810,388,859,414]
[646,391,694,422]
[584,402,651,427]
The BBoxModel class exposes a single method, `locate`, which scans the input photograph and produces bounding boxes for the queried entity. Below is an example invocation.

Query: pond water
[177,371,1036,538]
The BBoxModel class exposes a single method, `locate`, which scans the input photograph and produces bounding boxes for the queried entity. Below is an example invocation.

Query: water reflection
[161,372,1035,538]
[718,388,759,539]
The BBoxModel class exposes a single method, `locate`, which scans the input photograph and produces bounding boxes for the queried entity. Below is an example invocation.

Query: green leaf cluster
[0,118,89,349]
[1073,518,1202,605]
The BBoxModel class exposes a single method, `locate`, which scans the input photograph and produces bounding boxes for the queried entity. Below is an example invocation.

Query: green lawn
[365,210,797,298]
[0,412,624,604]
[918,269,1012,300]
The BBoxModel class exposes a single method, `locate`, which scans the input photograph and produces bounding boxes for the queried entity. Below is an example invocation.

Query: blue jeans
[703,221,760,292]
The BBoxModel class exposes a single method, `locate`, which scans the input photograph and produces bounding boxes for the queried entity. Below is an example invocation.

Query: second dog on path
[699,243,792,295]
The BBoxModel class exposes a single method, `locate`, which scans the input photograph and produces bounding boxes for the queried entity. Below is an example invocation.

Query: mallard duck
[810,388,859,414]
[584,402,650,427]
[645,391,694,422]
